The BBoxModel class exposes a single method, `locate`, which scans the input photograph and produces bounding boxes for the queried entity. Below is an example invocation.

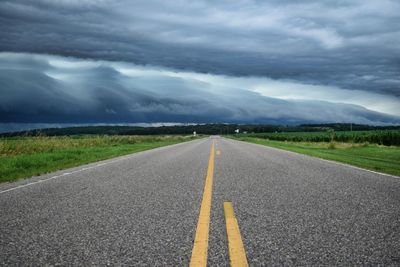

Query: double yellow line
[189,141,215,266]
[190,141,248,267]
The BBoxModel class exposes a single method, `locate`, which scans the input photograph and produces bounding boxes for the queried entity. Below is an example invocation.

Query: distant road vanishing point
[1,137,399,266]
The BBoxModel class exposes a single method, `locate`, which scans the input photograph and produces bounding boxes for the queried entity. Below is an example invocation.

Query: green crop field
[239,130,400,146]
[231,131,400,176]
[0,135,197,183]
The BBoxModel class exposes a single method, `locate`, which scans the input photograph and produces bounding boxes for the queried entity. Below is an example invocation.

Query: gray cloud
[0,53,398,125]
[0,0,399,97]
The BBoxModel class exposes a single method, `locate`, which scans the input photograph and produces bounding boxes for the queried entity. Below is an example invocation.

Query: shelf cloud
[1,53,399,125]
[0,0,399,126]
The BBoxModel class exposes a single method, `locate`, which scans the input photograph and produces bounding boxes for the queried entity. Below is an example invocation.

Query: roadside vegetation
[0,135,197,183]
[232,132,400,176]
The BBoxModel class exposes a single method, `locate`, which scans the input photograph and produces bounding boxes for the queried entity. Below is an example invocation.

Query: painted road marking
[224,202,249,267]
[190,141,215,267]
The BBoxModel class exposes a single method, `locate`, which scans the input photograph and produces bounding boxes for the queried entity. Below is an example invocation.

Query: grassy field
[0,135,197,183]
[232,136,400,176]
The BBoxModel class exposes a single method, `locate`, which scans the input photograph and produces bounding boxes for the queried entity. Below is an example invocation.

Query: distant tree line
[1,123,400,137]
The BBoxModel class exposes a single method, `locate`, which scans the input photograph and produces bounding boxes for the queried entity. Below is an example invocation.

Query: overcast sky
[0,0,399,127]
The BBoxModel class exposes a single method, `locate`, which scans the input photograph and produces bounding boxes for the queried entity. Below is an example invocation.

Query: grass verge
[232,137,400,177]
[0,135,197,183]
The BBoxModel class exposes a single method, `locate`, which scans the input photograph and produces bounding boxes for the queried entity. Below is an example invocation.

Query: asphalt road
[1,137,399,266]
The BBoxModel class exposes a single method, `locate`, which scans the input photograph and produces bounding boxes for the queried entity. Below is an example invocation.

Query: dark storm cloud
[0,0,399,96]
[0,53,399,125]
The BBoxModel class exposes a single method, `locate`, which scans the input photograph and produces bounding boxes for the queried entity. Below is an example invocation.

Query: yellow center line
[224,202,249,267]
[190,141,215,267]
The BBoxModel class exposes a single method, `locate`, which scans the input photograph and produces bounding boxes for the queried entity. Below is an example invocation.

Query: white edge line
[0,138,207,195]
[227,137,400,179]
[0,165,98,194]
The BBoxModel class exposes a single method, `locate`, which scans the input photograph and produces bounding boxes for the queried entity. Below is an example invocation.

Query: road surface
[1,137,399,266]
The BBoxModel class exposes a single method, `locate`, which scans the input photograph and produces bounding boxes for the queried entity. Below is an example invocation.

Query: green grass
[232,137,400,176]
[0,135,197,183]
